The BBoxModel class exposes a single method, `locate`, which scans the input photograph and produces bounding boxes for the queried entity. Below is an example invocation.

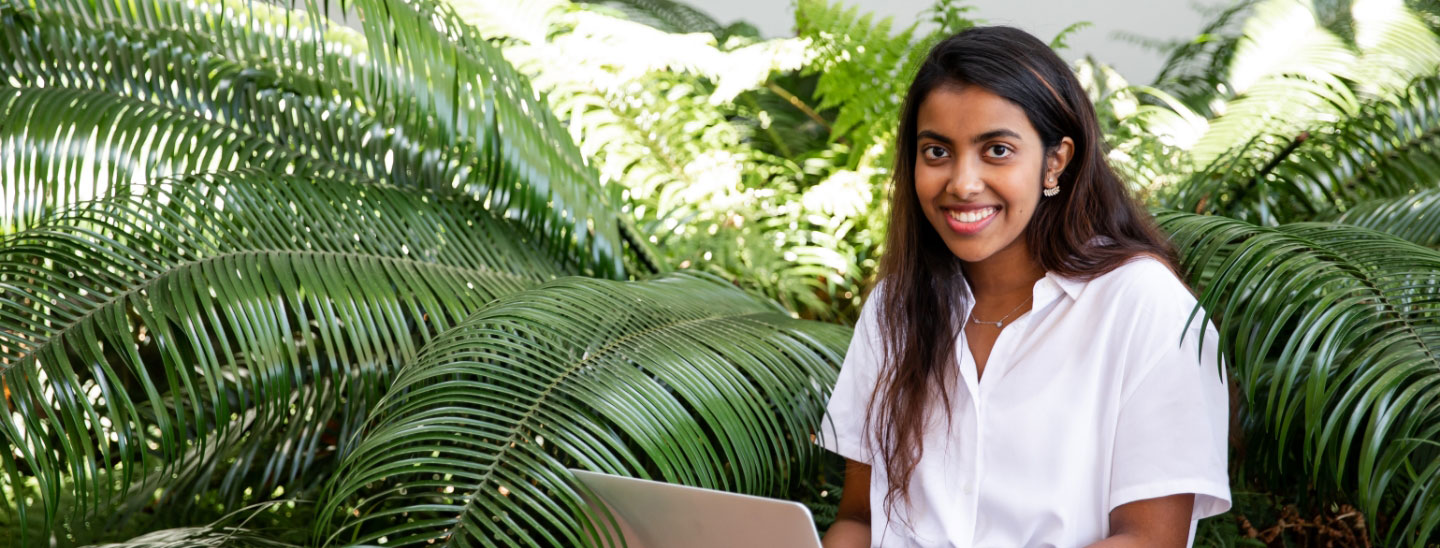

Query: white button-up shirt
[818,257,1231,547]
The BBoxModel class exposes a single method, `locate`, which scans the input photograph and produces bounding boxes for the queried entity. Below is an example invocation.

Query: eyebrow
[917,129,1024,145]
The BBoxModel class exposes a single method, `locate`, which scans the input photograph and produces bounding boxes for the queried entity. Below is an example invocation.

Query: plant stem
[766,80,831,132]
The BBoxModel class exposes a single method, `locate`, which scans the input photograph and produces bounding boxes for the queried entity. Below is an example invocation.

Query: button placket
[968,398,984,546]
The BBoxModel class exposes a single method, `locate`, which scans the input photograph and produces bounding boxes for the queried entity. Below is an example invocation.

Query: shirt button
[962,482,975,494]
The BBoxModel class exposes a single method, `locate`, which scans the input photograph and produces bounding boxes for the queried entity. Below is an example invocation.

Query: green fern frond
[795,0,914,151]
[1049,21,1093,52]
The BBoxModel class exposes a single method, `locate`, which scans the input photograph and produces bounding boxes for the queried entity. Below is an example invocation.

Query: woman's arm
[821,459,872,548]
[1084,494,1194,548]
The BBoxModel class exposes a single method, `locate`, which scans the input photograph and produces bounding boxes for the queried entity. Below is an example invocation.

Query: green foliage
[1159,211,1440,545]
[0,0,647,278]
[0,0,845,545]
[459,0,978,323]
[574,0,726,37]
[1334,187,1440,247]
[0,171,557,544]
[1115,0,1440,218]
[1159,73,1440,224]
[1049,21,1094,51]
[6,0,1440,545]
[316,273,847,546]
[796,0,918,157]
[487,0,985,324]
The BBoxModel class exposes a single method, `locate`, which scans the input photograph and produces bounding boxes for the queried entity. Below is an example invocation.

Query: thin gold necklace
[969,295,1034,328]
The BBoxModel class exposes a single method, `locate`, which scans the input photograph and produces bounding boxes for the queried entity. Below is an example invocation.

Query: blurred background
[690,0,1209,83]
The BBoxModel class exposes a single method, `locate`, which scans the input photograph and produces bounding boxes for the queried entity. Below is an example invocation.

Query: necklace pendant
[970,317,1003,328]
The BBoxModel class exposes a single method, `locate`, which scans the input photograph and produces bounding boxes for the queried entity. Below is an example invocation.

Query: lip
[941,205,1000,235]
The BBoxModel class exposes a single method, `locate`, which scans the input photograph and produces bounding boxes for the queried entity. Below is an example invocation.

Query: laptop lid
[569,469,824,548]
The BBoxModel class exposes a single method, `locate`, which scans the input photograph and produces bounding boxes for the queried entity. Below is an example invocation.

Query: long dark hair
[864,26,1180,522]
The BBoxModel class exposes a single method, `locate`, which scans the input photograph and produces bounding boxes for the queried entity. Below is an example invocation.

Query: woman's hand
[1084,494,1194,547]
[821,459,873,548]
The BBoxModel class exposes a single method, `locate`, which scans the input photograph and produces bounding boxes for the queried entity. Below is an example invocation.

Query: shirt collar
[1045,270,1086,300]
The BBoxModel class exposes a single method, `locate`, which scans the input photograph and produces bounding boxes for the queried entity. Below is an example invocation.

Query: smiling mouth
[946,207,998,224]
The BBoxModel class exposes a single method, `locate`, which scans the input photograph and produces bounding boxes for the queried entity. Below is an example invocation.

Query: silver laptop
[569,469,824,548]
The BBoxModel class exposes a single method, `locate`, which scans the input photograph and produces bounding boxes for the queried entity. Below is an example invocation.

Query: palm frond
[1333,187,1440,247]
[1163,73,1440,223]
[84,526,301,548]
[3,0,650,277]
[574,0,724,37]
[0,68,374,232]
[0,0,384,235]
[339,0,640,276]
[1181,0,1362,167]
[1268,74,1440,209]
[1350,0,1440,98]
[1157,211,1440,545]
[1147,0,1256,113]
[1409,0,1440,33]
[0,171,565,545]
[315,273,850,547]
[1138,0,1440,198]
[0,8,496,195]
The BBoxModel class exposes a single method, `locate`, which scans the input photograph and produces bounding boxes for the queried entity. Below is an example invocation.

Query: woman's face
[913,84,1071,267]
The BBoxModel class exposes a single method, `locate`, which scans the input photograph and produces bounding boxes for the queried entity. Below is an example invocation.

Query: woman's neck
[963,248,1047,300]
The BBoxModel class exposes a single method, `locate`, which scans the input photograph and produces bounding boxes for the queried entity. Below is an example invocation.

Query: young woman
[817,26,1231,547]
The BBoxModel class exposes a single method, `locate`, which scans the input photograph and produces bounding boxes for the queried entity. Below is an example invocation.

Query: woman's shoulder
[1078,254,1202,326]
[1084,253,1190,295]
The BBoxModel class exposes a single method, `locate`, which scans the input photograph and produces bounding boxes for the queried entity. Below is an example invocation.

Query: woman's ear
[1044,137,1075,190]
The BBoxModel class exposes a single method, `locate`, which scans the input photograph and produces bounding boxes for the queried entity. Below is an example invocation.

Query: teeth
[947,207,997,224]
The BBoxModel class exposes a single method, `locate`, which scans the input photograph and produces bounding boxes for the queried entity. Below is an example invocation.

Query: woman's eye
[986,144,1013,158]
[922,145,949,160]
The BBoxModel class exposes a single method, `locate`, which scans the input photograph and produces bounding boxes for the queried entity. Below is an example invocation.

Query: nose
[944,157,985,198]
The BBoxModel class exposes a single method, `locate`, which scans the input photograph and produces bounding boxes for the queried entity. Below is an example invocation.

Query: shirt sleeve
[815,289,886,464]
[1109,321,1232,520]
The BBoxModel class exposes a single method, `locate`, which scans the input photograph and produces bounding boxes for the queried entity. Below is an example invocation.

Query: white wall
[685,0,1217,85]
